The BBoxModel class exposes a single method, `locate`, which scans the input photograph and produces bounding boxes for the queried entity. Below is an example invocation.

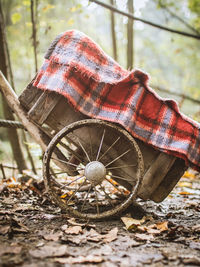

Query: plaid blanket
[33,30,200,172]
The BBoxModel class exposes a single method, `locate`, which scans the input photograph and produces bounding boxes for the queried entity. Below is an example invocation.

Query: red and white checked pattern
[32,30,200,171]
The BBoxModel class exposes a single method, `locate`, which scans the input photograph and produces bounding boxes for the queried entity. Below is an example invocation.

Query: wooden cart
[12,81,186,220]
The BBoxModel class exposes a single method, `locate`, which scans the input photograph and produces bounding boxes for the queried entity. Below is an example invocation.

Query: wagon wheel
[43,119,144,220]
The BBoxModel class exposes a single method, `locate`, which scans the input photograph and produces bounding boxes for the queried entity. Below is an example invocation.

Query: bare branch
[151,84,200,105]
[89,0,200,40]
[159,3,200,35]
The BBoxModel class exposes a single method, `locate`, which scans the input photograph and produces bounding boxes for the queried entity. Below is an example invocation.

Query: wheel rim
[43,119,144,220]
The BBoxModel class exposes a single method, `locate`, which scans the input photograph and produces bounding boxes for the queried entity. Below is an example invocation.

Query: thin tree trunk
[127,0,134,70]
[22,131,37,174]
[31,0,38,73]
[0,1,27,172]
[110,0,117,61]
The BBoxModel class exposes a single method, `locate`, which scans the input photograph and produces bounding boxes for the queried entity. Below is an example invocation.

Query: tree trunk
[0,1,27,172]
[31,0,38,73]
[110,0,118,61]
[127,0,134,70]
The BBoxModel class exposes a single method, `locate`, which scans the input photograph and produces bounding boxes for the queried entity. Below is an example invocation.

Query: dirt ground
[0,170,200,267]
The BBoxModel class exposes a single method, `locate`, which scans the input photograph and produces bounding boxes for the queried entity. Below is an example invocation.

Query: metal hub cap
[84,161,106,185]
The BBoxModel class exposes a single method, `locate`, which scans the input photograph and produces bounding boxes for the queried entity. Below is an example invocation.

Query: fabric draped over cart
[32,30,200,172]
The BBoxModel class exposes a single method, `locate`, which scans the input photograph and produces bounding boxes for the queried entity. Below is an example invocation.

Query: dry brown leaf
[0,244,22,256]
[137,225,147,232]
[121,216,146,230]
[156,221,169,232]
[178,181,192,188]
[103,227,118,243]
[67,218,96,228]
[11,217,29,233]
[61,224,68,231]
[192,224,200,233]
[64,225,83,235]
[0,225,10,235]
[146,228,162,235]
[183,171,195,179]
[86,229,103,242]
[29,244,69,258]
[134,233,154,241]
[54,255,103,264]
[178,191,193,195]
[181,255,200,265]
[67,235,88,245]
[43,231,62,241]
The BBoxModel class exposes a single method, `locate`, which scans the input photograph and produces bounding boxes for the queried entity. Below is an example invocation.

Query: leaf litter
[0,169,200,266]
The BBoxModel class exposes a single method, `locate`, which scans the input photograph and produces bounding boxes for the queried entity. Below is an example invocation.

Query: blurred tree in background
[0,0,199,171]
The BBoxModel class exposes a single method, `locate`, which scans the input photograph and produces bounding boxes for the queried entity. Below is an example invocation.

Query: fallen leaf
[86,229,102,242]
[178,191,193,195]
[11,217,29,233]
[178,181,192,188]
[121,216,145,230]
[67,218,96,228]
[0,225,10,235]
[181,255,200,265]
[189,241,200,250]
[183,171,195,179]
[192,224,200,233]
[0,244,22,256]
[67,235,87,245]
[64,225,83,235]
[43,231,62,241]
[103,227,118,243]
[61,224,68,231]
[134,233,154,241]
[29,244,69,258]
[155,221,168,232]
[146,228,162,235]
[53,255,103,264]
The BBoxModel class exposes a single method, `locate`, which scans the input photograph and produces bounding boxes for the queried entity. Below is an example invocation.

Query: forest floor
[0,170,200,267]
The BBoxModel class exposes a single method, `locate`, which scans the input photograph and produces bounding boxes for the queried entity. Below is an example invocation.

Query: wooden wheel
[43,119,144,220]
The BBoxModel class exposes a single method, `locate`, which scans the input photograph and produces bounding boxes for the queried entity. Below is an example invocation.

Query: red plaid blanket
[33,30,200,172]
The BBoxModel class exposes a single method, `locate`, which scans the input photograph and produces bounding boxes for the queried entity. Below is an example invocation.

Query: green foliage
[11,12,22,24]
[188,0,200,13]
[188,0,200,30]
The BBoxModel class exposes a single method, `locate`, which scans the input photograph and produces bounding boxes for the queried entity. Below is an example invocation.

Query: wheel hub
[84,161,106,185]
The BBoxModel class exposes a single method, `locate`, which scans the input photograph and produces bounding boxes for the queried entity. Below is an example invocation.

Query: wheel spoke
[62,175,85,188]
[105,177,124,195]
[96,129,105,160]
[88,127,94,161]
[75,135,91,162]
[51,157,84,175]
[52,157,82,169]
[110,174,130,181]
[93,187,100,215]
[54,143,83,163]
[105,149,131,167]
[81,184,92,212]
[99,137,120,161]
[107,164,137,170]
[53,169,84,175]
[66,178,87,205]
[99,184,114,207]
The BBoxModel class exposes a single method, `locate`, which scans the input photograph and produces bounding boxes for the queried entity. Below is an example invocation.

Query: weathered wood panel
[28,91,62,125]
[18,83,43,110]
[151,158,187,202]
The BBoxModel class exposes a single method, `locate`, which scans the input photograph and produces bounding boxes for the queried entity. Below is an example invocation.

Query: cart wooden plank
[28,91,62,125]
